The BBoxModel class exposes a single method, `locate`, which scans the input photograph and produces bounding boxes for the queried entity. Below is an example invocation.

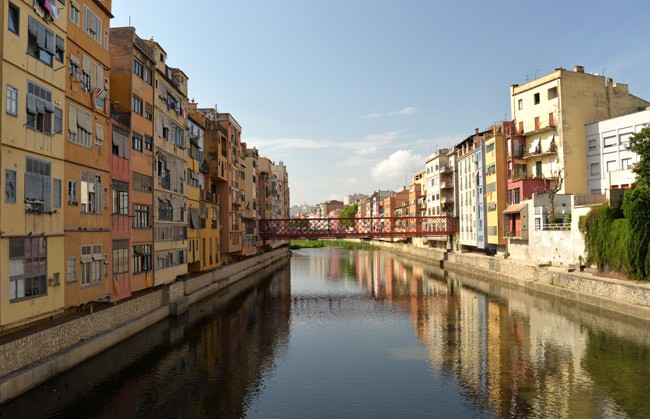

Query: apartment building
[409,170,426,217]
[456,134,476,248]
[586,108,650,194]
[474,130,487,250]
[189,105,221,271]
[186,114,204,271]
[144,40,188,286]
[484,122,510,251]
[63,0,113,307]
[424,148,449,217]
[109,27,155,292]
[1,0,67,328]
[241,146,259,256]
[216,112,243,262]
[510,65,650,196]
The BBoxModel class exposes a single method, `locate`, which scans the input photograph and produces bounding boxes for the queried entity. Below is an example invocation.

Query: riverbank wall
[375,242,650,322]
[0,248,291,405]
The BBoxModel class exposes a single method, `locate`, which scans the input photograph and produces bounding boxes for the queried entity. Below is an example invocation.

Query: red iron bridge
[260,216,457,240]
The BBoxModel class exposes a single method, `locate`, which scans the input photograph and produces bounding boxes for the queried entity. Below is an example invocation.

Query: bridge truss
[260,216,457,240]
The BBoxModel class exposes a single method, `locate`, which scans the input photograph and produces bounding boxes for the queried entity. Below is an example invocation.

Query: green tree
[339,204,358,227]
[630,126,650,185]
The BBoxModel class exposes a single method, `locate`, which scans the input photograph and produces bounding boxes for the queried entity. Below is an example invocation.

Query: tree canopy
[630,126,650,185]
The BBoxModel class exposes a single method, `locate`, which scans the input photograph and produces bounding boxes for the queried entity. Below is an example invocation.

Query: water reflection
[3,249,650,418]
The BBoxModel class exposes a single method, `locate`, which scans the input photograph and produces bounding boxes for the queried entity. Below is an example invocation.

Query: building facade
[145,40,188,286]
[109,27,155,292]
[1,0,68,328]
[586,108,650,194]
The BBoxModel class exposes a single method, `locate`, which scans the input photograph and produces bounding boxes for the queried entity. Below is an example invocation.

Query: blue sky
[112,0,650,206]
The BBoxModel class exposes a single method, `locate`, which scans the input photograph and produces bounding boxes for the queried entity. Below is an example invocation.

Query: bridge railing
[260,216,457,239]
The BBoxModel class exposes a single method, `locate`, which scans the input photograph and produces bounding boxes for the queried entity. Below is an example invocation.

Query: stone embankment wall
[0,248,290,405]
[375,242,650,321]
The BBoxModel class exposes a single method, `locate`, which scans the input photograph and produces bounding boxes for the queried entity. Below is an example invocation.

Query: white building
[586,108,650,194]
[424,149,449,216]
[456,136,477,247]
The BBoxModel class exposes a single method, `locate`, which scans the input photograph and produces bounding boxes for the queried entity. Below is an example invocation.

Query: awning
[528,138,541,154]
[542,134,555,152]
[503,202,528,214]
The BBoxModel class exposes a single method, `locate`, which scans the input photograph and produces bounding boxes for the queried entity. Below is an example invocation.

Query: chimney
[574,65,584,73]
[475,128,479,135]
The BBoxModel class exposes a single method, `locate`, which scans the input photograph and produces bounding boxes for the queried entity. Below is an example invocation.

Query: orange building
[64,0,113,308]
[109,26,155,294]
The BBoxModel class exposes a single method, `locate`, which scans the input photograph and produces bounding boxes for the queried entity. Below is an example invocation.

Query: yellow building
[484,123,510,250]
[240,145,259,256]
[144,40,189,286]
[511,66,650,195]
[0,1,67,329]
[189,105,222,271]
[64,0,113,308]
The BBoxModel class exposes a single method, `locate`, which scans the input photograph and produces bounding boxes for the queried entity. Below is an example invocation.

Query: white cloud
[371,149,423,184]
[245,137,328,151]
[389,107,418,116]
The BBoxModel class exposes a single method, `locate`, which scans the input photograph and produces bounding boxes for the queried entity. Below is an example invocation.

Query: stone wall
[0,247,290,404]
[0,290,164,378]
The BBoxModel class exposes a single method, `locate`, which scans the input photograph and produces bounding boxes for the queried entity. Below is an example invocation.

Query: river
[2,247,650,418]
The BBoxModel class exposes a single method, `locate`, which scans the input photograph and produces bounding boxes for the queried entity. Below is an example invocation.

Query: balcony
[439,165,453,173]
[441,196,454,205]
[440,181,454,189]
[523,136,557,159]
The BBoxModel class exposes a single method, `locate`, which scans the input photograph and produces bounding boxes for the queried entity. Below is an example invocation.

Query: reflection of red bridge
[260,216,457,239]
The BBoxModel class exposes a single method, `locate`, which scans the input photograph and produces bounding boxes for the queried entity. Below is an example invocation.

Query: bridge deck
[260,216,456,239]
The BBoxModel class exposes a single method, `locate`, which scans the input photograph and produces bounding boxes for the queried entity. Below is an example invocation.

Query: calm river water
[3,248,650,418]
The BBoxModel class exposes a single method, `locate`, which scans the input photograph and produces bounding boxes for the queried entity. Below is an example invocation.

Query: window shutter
[54,107,63,133]
[27,95,37,114]
[45,30,56,55]
[68,105,78,133]
[37,25,47,49]
[28,16,38,36]
[43,176,51,212]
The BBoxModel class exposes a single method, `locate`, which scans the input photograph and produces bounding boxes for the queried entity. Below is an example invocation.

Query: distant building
[586,108,650,194]
[344,193,367,206]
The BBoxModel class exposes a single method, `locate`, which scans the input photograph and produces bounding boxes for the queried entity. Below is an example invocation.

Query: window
[144,134,153,151]
[588,139,597,152]
[534,117,540,130]
[5,170,16,203]
[144,102,153,120]
[81,244,102,285]
[112,181,129,215]
[104,29,108,49]
[113,240,129,274]
[55,36,65,62]
[548,87,558,100]
[67,257,77,283]
[132,132,143,152]
[485,142,494,153]
[534,93,540,105]
[80,171,102,214]
[549,112,554,126]
[25,157,51,212]
[27,16,54,66]
[590,163,600,176]
[622,158,632,170]
[8,3,19,35]
[68,105,92,147]
[518,121,524,133]
[606,160,618,172]
[6,85,18,116]
[517,99,523,110]
[133,172,152,192]
[70,2,80,25]
[9,237,47,301]
[133,59,144,78]
[174,125,184,148]
[95,124,103,146]
[53,178,61,208]
[132,95,143,115]
[133,204,151,228]
[514,188,520,204]
[83,6,102,44]
[604,135,617,148]
[133,244,152,274]
[158,199,173,221]
[144,66,153,84]
[68,180,78,204]
[26,81,53,135]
